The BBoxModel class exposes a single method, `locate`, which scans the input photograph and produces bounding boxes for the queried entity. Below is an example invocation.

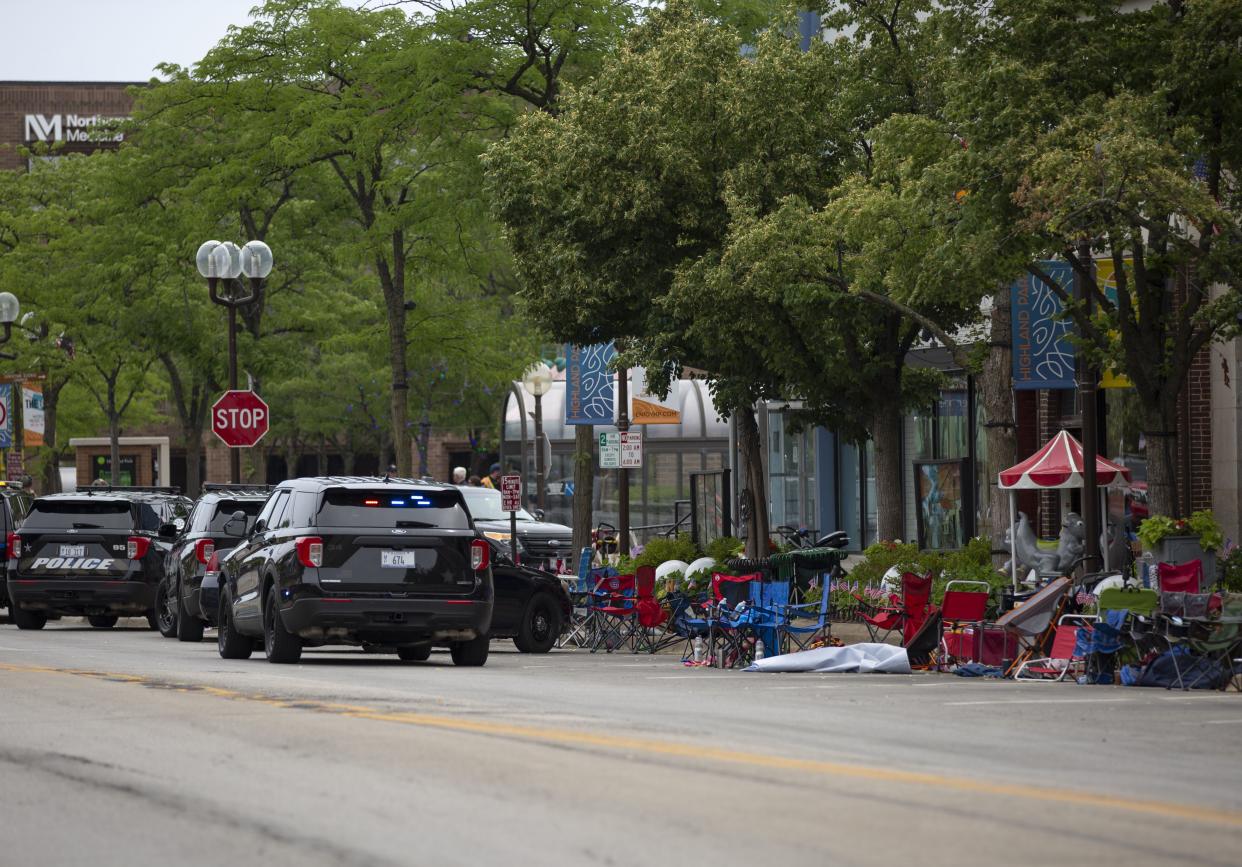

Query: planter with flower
[1137,510,1224,580]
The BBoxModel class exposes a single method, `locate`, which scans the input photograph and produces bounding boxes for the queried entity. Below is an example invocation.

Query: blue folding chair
[559,560,614,648]
[747,580,791,658]
[782,577,832,653]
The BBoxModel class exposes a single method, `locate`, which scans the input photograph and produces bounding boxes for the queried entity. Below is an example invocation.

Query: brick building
[0,81,138,171]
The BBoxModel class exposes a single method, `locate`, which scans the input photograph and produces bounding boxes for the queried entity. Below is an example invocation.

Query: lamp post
[0,292,20,359]
[522,363,553,515]
[196,239,272,483]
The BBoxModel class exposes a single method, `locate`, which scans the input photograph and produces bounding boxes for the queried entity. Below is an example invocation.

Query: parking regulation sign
[500,474,522,511]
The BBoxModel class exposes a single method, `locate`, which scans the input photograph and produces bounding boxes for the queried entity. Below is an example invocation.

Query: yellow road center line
[3,661,1240,829]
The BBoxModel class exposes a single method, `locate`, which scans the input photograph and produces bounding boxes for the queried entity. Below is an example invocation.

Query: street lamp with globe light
[0,292,20,357]
[196,239,272,482]
[521,363,553,514]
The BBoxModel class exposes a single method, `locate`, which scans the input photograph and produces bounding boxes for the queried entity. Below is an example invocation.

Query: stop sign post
[212,390,270,449]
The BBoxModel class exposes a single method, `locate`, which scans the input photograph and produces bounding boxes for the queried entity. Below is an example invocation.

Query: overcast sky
[0,0,372,82]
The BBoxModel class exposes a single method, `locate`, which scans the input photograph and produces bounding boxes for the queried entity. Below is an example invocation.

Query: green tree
[939,0,1242,518]
[487,3,974,545]
[194,0,497,477]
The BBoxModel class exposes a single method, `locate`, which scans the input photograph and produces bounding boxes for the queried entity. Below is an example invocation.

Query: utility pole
[616,367,629,556]
[1076,241,1100,569]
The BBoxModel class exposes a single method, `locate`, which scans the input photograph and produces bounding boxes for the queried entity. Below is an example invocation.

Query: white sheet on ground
[744,643,911,674]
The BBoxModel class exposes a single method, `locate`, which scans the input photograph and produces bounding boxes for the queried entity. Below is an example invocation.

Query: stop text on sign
[211,390,271,448]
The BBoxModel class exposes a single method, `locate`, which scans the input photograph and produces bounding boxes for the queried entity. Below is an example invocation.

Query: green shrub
[1137,510,1224,552]
[703,535,744,562]
[1220,547,1242,593]
[632,533,700,569]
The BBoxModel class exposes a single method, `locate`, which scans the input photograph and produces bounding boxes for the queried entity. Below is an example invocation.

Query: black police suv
[156,484,269,642]
[0,481,34,612]
[216,477,494,665]
[486,538,572,652]
[7,488,191,630]
[457,485,575,573]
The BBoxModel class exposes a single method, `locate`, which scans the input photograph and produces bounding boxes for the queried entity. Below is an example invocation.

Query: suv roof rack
[78,485,182,496]
[202,483,273,493]
[313,475,450,487]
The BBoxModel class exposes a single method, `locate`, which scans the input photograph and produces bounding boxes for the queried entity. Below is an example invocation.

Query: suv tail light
[470,538,489,572]
[296,536,323,568]
[127,536,150,560]
[7,533,20,560]
[205,551,221,577]
[195,539,216,565]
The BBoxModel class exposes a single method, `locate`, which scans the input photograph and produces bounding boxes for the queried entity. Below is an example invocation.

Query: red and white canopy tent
[998,430,1132,588]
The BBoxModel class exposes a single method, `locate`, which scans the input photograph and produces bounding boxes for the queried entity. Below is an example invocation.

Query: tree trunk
[571,425,595,562]
[108,411,121,486]
[378,237,411,478]
[871,401,904,541]
[40,377,66,494]
[737,406,769,559]
[183,428,202,498]
[1142,400,1180,518]
[980,287,1017,563]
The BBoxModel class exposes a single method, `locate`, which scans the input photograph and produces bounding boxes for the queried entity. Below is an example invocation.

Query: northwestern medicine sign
[24,113,125,143]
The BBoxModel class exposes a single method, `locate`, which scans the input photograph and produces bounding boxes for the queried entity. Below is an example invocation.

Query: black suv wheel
[154,580,178,638]
[514,594,561,654]
[449,634,489,667]
[88,614,118,628]
[217,596,253,660]
[396,644,432,662]
[175,579,204,642]
[263,586,302,664]
[11,604,47,630]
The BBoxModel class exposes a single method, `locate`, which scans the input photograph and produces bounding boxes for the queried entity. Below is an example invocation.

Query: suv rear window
[23,500,134,531]
[209,500,263,532]
[316,489,469,529]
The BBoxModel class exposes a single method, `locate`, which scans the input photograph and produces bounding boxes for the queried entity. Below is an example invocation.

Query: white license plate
[59,545,86,558]
[381,550,419,569]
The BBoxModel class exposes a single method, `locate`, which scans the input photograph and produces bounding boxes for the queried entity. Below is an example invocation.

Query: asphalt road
[1,619,1239,867]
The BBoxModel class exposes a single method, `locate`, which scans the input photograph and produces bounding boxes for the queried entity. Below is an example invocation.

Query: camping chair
[905,609,943,669]
[559,553,605,648]
[631,566,670,653]
[855,572,933,644]
[709,573,762,668]
[995,577,1072,677]
[782,581,832,653]
[589,572,637,653]
[1157,560,1203,594]
[938,580,991,669]
[1183,593,1242,690]
[1014,614,1096,681]
[1092,586,1158,682]
[746,580,791,658]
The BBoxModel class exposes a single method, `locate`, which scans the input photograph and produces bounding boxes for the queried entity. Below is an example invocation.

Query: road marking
[944,698,1135,706]
[3,661,1241,829]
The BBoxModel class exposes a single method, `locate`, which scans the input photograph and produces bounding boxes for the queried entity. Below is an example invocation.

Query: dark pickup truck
[7,489,190,630]
[216,476,494,665]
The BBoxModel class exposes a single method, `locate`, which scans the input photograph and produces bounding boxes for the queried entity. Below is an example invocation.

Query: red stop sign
[211,390,270,448]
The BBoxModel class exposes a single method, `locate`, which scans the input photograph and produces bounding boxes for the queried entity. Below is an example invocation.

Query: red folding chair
[710,572,762,668]
[856,572,933,644]
[589,573,636,653]
[1014,614,1096,681]
[632,565,670,653]
[1158,560,1203,594]
[938,580,990,669]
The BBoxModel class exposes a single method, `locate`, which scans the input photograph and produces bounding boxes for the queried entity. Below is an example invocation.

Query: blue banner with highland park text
[564,343,617,425]
[0,384,11,448]
[1011,261,1076,390]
